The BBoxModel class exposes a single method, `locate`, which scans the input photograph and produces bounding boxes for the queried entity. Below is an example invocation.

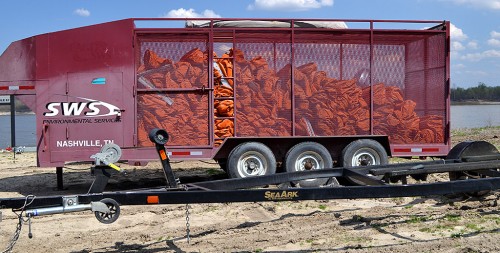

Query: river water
[1,104,499,148]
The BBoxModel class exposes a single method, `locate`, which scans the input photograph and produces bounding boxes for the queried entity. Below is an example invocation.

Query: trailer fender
[447,141,500,197]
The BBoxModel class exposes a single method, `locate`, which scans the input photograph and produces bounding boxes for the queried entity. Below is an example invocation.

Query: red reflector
[423,148,440,152]
[19,86,35,90]
[394,148,411,153]
[172,151,190,156]
[0,87,7,90]
[147,196,159,204]
[159,150,167,160]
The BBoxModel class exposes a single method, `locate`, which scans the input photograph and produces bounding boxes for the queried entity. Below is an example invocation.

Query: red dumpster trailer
[0,18,450,182]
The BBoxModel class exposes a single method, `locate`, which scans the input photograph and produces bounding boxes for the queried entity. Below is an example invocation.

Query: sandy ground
[0,128,499,253]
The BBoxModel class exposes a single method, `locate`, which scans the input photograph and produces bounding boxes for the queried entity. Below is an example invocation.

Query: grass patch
[206,168,224,176]
[445,214,461,222]
[465,223,482,232]
[318,204,327,210]
[406,215,428,224]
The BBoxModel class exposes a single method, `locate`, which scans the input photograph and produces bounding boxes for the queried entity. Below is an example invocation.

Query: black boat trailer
[0,129,499,243]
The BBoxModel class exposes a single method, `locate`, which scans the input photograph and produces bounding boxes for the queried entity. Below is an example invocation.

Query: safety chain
[1,195,35,253]
[182,184,191,244]
[185,203,191,244]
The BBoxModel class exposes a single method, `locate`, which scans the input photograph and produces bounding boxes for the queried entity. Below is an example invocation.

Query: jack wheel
[95,198,120,224]
[149,128,169,145]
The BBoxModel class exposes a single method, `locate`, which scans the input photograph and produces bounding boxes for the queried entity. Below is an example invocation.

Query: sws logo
[44,96,121,117]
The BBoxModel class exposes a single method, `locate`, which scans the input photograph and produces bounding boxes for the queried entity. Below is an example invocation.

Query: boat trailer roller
[0,129,499,230]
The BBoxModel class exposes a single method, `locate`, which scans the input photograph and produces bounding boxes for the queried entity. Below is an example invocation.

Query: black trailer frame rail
[0,169,498,210]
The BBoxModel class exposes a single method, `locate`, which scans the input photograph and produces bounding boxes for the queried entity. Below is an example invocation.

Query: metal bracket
[91,201,110,214]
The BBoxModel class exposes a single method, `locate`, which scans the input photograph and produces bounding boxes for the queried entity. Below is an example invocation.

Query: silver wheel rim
[237,151,267,177]
[351,148,380,166]
[295,151,323,182]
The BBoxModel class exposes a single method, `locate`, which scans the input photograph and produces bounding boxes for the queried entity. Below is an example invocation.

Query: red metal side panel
[0,37,36,82]
[35,19,136,166]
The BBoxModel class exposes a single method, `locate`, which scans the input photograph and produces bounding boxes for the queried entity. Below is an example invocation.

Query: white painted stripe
[9,86,19,90]
[411,148,422,153]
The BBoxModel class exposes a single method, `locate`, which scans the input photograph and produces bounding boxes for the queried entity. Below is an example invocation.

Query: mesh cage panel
[294,42,370,136]
[136,34,210,147]
[374,34,446,144]
[137,38,208,89]
[342,44,371,80]
[234,40,292,137]
[134,28,447,146]
[137,93,209,147]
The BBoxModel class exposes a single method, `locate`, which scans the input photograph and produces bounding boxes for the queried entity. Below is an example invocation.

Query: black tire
[227,142,276,178]
[342,139,388,185]
[285,142,333,187]
[94,198,120,224]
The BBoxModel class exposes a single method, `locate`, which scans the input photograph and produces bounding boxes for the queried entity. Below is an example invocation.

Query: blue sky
[0,0,499,88]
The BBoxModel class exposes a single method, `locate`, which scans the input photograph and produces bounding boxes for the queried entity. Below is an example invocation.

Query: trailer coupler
[24,196,120,224]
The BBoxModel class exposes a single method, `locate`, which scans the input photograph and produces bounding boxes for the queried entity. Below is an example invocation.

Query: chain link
[1,195,35,253]
[181,184,191,244]
[185,203,191,244]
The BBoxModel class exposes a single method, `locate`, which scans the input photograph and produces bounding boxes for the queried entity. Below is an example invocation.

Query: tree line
[451,83,500,101]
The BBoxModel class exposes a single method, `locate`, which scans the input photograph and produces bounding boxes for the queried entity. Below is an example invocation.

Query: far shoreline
[451,100,500,105]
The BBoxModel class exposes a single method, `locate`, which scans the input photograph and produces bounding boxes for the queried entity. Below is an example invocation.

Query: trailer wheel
[285,142,333,187]
[342,139,388,185]
[227,142,276,178]
[94,198,120,224]
[447,141,499,197]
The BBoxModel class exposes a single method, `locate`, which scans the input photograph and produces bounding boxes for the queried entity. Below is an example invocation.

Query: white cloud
[248,0,334,11]
[74,8,90,17]
[487,31,500,47]
[491,31,500,38]
[488,38,500,47]
[443,0,500,10]
[450,23,468,41]
[163,8,221,18]
[452,41,466,51]
[464,70,488,76]
[467,41,479,49]
[460,49,500,61]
